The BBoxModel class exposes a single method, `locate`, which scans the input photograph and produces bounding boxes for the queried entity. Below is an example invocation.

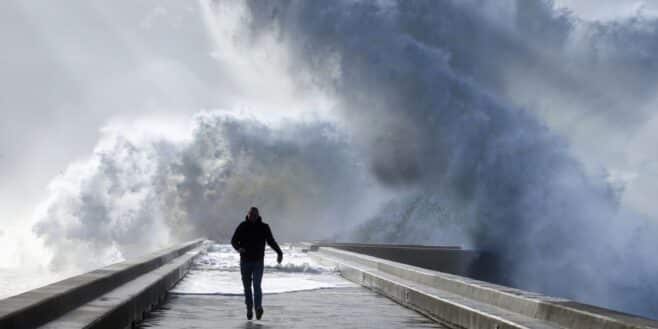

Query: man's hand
[238,248,246,254]
[277,253,283,264]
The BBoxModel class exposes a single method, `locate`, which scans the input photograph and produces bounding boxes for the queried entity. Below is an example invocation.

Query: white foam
[170,244,355,295]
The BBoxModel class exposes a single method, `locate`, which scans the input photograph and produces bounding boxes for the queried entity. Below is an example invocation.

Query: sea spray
[205,0,658,317]
[33,112,375,273]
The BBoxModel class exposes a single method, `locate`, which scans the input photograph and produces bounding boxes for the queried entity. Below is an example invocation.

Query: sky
[0,0,229,268]
[554,0,658,21]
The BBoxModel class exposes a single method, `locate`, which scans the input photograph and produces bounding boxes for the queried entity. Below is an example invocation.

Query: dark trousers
[240,260,264,310]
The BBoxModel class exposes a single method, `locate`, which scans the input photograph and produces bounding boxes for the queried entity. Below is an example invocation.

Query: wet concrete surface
[137,287,448,329]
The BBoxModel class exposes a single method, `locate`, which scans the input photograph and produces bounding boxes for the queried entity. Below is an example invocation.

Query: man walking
[231,206,283,320]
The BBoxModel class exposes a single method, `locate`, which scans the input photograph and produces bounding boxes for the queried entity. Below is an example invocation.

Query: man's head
[247,206,260,222]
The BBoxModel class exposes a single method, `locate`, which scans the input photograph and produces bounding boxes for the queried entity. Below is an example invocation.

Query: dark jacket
[231,216,282,261]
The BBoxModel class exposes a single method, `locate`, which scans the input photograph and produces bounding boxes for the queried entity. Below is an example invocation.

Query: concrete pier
[309,245,658,329]
[3,241,657,329]
[0,239,205,329]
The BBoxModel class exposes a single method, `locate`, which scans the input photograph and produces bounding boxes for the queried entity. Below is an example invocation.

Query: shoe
[246,308,253,320]
[256,308,263,320]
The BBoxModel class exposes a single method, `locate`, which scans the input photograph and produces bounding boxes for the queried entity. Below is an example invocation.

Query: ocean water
[0,268,72,300]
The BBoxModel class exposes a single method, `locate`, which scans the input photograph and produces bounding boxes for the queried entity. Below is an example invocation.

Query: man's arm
[231,223,243,251]
[265,224,283,262]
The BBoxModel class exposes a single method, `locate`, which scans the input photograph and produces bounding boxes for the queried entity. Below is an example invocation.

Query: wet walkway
[137,244,446,329]
[138,287,446,329]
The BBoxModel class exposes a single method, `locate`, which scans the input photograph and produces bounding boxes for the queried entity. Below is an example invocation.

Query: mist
[32,112,376,272]
[220,0,658,316]
[2,0,658,319]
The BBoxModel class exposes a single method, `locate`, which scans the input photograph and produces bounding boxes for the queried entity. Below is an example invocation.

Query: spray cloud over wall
[204,0,658,317]
[33,112,373,272]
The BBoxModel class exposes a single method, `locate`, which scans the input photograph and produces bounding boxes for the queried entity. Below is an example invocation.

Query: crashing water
[170,243,354,295]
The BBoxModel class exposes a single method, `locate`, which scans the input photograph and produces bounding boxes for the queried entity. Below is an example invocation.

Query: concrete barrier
[310,245,658,329]
[314,242,501,282]
[0,238,206,329]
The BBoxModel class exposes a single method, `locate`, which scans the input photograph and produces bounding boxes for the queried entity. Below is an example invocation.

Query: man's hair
[249,206,259,217]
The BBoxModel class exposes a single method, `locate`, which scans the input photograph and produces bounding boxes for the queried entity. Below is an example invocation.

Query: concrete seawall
[310,245,658,329]
[0,238,206,329]
[314,242,501,283]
